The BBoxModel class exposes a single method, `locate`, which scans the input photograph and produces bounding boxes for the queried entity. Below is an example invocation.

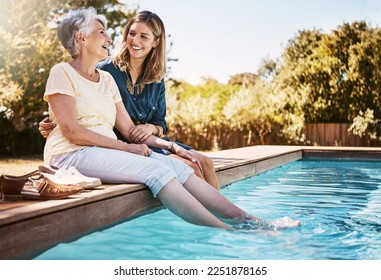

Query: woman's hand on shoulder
[123,143,152,157]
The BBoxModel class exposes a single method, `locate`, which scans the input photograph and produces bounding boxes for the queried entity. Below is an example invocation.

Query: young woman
[40,11,220,190]
[43,7,300,230]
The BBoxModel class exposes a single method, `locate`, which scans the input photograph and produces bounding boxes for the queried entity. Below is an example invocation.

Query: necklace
[126,71,145,95]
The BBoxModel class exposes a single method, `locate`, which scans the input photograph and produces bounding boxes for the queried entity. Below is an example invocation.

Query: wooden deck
[1,145,381,259]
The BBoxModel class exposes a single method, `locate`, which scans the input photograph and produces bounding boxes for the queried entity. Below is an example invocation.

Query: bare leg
[169,151,220,191]
[183,174,301,228]
[189,150,220,191]
[169,154,205,179]
[156,178,232,230]
[183,174,258,221]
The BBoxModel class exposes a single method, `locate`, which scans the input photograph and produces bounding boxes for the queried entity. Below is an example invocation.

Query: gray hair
[57,7,108,57]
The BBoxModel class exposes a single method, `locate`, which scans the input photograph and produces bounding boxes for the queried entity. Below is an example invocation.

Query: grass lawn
[0,154,44,176]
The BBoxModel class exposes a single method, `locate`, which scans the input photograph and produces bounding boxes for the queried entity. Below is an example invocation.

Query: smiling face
[126,22,159,61]
[82,19,112,61]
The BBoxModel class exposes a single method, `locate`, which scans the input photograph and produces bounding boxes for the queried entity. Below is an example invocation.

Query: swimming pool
[34,159,381,260]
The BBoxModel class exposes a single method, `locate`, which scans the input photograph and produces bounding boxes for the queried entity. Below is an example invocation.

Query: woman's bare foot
[229,216,300,231]
[271,216,301,230]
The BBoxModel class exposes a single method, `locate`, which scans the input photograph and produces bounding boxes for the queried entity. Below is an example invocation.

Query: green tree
[228,72,258,86]
[273,21,381,142]
[0,0,136,155]
[166,61,288,150]
[166,80,238,150]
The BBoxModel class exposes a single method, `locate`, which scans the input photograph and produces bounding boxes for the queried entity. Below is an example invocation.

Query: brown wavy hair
[113,11,166,84]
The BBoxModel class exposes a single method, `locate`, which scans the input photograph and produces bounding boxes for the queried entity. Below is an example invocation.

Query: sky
[124,0,381,84]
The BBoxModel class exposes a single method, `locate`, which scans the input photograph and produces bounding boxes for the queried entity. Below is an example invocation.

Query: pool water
[35,159,381,260]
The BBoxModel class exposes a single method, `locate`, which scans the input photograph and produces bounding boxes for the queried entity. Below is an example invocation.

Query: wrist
[154,125,161,137]
[167,141,175,152]
[119,140,129,151]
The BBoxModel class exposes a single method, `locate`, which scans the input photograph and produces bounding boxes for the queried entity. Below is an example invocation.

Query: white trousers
[50,147,194,197]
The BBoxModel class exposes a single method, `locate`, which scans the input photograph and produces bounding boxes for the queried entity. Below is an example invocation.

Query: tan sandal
[21,180,83,200]
[0,170,83,201]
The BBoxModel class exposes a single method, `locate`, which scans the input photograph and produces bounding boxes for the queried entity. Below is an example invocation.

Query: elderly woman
[40,10,220,190]
[43,7,300,230]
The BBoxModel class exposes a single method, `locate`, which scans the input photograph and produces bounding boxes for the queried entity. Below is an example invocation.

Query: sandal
[21,180,83,200]
[38,165,102,190]
[0,171,83,201]
[0,170,40,201]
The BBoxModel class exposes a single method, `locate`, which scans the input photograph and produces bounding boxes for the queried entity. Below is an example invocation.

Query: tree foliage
[228,72,258,86]
[166,60,289,150]
[273,21,381,141]
[0,0,136,155]
[165,21,381,149]
[1,4,381,154]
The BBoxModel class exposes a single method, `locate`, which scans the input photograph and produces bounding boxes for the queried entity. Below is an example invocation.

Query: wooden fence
[168,123,381,150]
[303,123,381,147]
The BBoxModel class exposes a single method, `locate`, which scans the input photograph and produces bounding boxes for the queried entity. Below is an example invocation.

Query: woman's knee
[191,152,220,191]
[194,153,215,172]
[187,160,204,178]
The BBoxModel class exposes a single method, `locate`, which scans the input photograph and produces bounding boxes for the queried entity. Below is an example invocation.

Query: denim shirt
[97,59,168,134]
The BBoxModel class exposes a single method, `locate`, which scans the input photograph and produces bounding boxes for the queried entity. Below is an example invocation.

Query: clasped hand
[128,126,151,142]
